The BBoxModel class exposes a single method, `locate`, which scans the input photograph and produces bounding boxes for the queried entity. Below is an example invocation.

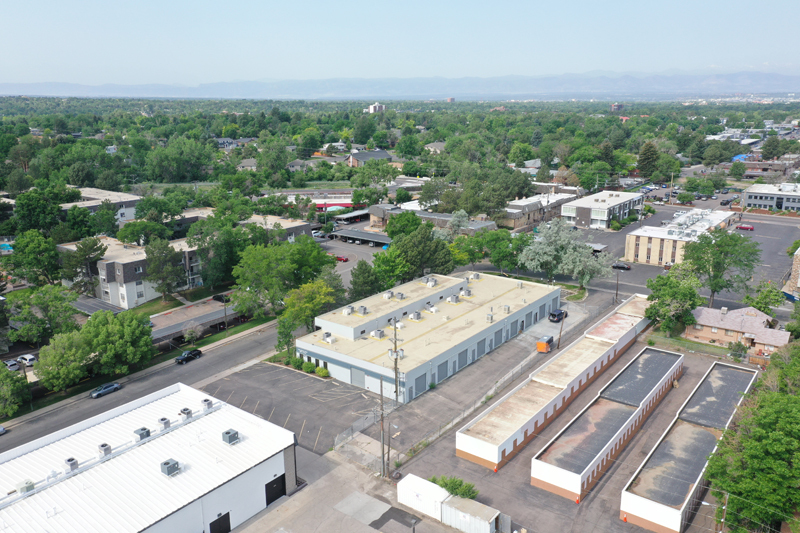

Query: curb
[2,320,279,430]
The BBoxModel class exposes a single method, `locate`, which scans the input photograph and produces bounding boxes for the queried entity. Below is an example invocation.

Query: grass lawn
[3,287,34,305]
[647,327,730,357]
[565,288,587,301]
[129,294,184,318]
[182,283,234,302]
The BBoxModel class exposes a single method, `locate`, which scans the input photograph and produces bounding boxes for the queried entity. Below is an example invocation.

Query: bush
[429,382,436,389]
[429,475,479,499]
[610,220,622,231]
[315,367,329,377]
[302,361,316,373]
[647,339,655,346]
[284,357,292,365]
[290,357,304,370]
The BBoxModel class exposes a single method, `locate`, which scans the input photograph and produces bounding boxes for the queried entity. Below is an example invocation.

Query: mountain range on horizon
[1,72,799,100]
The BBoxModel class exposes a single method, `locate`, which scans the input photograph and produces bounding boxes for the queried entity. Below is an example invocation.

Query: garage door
[414,374,427,397]
[457,350,468,370]
[525,312,532,328]
[552,297,559,310]
[351,368,365,388]
[477,339,486,357]
[494,329,503,348]
[510,320,518,337]
[539,304,546,320]
[437,361,448,382]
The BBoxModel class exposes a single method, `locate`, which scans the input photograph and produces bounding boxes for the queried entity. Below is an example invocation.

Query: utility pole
[388,317,401,475]
[556,312,566,349]
[718,492,729,532]
[379,379,386,477]
[669,172,675,205]
[615,270,621,303]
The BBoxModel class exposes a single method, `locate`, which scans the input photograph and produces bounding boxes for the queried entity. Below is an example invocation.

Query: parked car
[0,425,5,435]
[664,262,674,271]
[90,382,120,398]
[3,360,19,372]
[612,262,632,270]
[721,189,730,194]
[720,199,731,206]
[311,230,323,238]
[711,195,718,200]
[736,224,755,231]
[732,194,740,199]
[548,309,568,323]
[336,255,349,262]
[16,354,37,367]
[212,294,230,303]
[354,239,362,245]
[382,244,390,250]
[175,349,203,364]
[661,184,667,188]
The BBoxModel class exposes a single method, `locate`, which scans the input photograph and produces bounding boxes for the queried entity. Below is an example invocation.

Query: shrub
[394,460,403,468]
[284,357,292,365]
[647,339,655,346]
[290,357,304,370]
[610,220,622,231]
[302,361,316,373]
[429,382,436,389]
[315,367,329,378]
[429,475,479,499]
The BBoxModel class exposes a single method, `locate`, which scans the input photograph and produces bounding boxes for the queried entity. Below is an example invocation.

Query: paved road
[0,325,279,453]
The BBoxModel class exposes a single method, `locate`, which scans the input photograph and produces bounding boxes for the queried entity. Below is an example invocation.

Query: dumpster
[536,336,554,353]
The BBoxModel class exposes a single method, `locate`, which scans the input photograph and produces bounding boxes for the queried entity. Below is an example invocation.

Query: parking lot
[198,362,384,454]
[320,220,380,285]
[398,342,733,533]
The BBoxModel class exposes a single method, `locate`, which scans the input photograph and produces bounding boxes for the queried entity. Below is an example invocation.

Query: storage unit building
[620,363,757,533]
[456,295,651,471]
[531,348,683,501]
[397,474,450,522]
[296,273,560,403]
[0,383,298,533]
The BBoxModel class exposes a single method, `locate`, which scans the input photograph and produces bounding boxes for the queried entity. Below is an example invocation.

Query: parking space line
[314,427,322,452]
[239,396,248,408]
[225,390,235,403]
[251,400,260,414]
[211,386,221,397]
[268,407,275,420]
[284,414,291,428]
[292,382,325,392]
[299,419,306,440]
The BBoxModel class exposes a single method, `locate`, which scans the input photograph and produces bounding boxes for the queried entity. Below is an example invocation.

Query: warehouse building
[295,273,560,403]
[620,363,757,533]
[624,209,735,266]
[0,383,298,533]
[531,347,683,501]
[455,295,650,471]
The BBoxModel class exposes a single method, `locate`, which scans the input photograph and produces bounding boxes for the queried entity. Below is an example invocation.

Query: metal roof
[333,209,370,219]
[0,383,294,533]
[329,229,392,244]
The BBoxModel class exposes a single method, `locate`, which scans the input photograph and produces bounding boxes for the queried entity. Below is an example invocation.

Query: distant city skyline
[4,0,799,86]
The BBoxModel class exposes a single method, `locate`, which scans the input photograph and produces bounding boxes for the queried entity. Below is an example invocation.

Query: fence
[334,400,397,449]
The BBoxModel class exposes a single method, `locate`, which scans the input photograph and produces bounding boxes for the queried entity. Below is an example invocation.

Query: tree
[429,476,479,500]
[786,301,800,339]
[729,161,746,179]
[644,265,705,334]
[91,199,119,237]
[134,195,184,223]
[535,162,551,183]
[434,209,469,242]
[95,170,123,192]
[519,219,583,282]
[275,315,299,357]
[61,236,108,295]
[742,280,785,317]
[188,219,251,289]
[452,234,485,270]
[394,188,412,204]
[8,285,79,344]
[392,224,454,279]
[144,237,186,301]
[761,135,782,160]
[386,211,422,239]
[395,135,421,158]
[483,229,516,274]
[81,310,155,376]
[182,321,204,346]
[117,220,172,245]
[68,161,95,187]
[282,280,334,332]
[676,192,695,204]
[353,116,377,144]
[232,244,294,318]
[34,330,89,393]
[682,228,761,308]
[348,260,384,301]
[317,264,347,310]
[637,142,659,179]
[1,229,59,285]
[0,367,31,418]
[14,189,61,234]
[372,247,413,289]
[563,247,613,290]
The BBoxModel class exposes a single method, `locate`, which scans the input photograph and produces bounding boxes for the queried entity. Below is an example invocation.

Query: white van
[17,354,37,367]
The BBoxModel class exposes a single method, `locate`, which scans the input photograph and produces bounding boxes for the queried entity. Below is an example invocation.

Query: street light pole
[615,270,621,304]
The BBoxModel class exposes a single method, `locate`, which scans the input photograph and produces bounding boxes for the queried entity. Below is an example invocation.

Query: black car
[175,349,203,364]
[612,262,632,270]
[720,199,731,206]
[548,309,568,323]
[212,294,230,303]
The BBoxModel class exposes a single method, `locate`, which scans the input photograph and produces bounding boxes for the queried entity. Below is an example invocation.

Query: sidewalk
[2,320,278,430]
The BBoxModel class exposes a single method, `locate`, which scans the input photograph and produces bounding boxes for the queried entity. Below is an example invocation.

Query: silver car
[3,360,19,372]
[90,382,121,398]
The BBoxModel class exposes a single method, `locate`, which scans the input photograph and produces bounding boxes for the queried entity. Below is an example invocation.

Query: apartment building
[560,191,644,229]
[60,187,142,223]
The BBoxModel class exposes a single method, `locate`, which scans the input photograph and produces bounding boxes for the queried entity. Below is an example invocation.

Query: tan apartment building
[684,306,791,355]
[624,209,734,267]
[560,191,643,230]
[498,193,575,231]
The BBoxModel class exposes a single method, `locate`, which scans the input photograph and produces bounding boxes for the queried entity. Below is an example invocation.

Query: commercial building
[0,383,298,533]
[684,306,790,356]
[560,191,644,229]
[347,149,392,167]
[742,182,800,211]
[368,204,497,235]
[295,273,560,403]
[498,193,576,231]
[624,209,735,266]
[456,296,650,471]
[60,187,142,224]
[620,363,757,533]
[530,348,683,501]
[237,214,313,240]
[366,102,387,114]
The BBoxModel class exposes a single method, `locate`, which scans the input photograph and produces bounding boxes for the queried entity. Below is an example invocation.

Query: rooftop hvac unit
[98,443,112,458]
[667,230,674,235]
[161,459,180,477]
[371,329,385,339]
[16,479,34,494]
[470,272,480,280]
[323,332,336,344]
[180,407,192,422]
[504,305,511,314]
[395,321,404,329]
[343,305,354,316]
[447,295,459,304]
[427,278,437,288]
[322,331,331,339]
[396,292,405,300]
[428,305,438,314]
[222,429,240,446]
[517,281,523,289]
[358,305,368,315]
[460,289,472,297]
[383,291,394,300]
[202,398,213,412]
[487,313,494,323]
[65,457,79,473]
[421,276,429,284]
[411,311,421,320]
[158,417,170,431]
[134,427,151,442]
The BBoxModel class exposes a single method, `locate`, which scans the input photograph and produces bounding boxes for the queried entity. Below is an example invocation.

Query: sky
[4,0,799,85]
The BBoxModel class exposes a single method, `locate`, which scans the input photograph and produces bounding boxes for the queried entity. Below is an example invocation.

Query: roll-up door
[525,312,533,328]
[457,350,468,370]
[477,339,486,357]
[351,368,366,388]
[414,374,427,397]
[437,361,449,382]
[539,304,546,320]
[494,329,503,348]
[510,320,518,337]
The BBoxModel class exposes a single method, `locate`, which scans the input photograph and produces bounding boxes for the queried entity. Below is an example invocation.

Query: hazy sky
[4,0,799,85]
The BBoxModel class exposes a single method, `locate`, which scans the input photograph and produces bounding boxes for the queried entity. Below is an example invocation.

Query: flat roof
[0,384,294,533]
[239,214,308,229]
[616,297,650,318]
[533,336,615,389]
[60,187,140,210]
[333,209,370,219]
[563,191,642,209]
[507,193,576,208]
[58,236,194,264]
[601,349,681,406]
[301,274,558,373]
[330,229,392,244]
[586,312,646,343]
[627,364,756,508]
[628,209,735,241]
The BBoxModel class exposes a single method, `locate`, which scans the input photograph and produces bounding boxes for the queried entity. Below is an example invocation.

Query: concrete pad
[334,491,391,525]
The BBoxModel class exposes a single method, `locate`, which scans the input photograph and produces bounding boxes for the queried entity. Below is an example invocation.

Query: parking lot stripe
[252,400,260,414]
[284,414,291,428]
[299,419,306,440]
[225,390,235,403]
[211,386,221,397]
[239,396,247,408]
[314,427,322,452]
[268,407,275,420]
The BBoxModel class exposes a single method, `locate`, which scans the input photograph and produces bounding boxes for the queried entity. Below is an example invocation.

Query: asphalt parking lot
[198,362,384,454]
[399,342,729,533]
[320,220,380,285]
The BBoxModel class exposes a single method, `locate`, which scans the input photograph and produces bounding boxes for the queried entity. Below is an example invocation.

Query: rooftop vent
[470,273,481,280]
[487,314,494,323]
[16,480,35,494]
[180,407,192,422]
[447,295,459,304]
[421,276,429,284]
[383,291,394,300]
[371,329,385,339]
[411,311,421,320]
[427,278,437,288]
[388,348,406,359]
[396,292,405,300]
[461,289,472,297]
[65,457,79,473]
[503,305,510,314]
[358,305,368,315]
[98,443,112,458]
[222,429,240,446]
[202,398,213,412]
[158,417,170,431]
[161,459,180,477]
[721,307,728,315]
[517,281,523,289]
[134,427,151,442]
[323,332,336,344]
[343,305,354,316]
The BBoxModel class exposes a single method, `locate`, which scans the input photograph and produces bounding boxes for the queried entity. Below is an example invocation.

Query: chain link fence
[334,400,397,448]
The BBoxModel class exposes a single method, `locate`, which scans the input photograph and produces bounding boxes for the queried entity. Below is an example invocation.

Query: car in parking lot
[3,360,19,372]
[312,230,324,238]
[661,184,667,188]
[732,194,740,200]
[721,189,730,194]
[90,382,120,398]
[16,354,37,367]
[612,261,632,270]
[175,349,203,364]
[336,255,349,262]
[212,294,230,303]
[548,309,568,322]
[736,224,755,231]
[711,195,718,200]
[720,199,732,206]
[354,239,362,245]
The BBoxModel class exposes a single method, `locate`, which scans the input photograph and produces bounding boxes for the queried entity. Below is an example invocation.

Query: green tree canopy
[348,260,384,301]
[282,280,335,332]
[34,330,89,393]
[742,279,785,317]
[386,211,423,239]
[0,366,31,418]
[1,229,59,285]
[391,223,454,279]
[637,141,659,178]
[117,220,173,245]
[144,237,186,301]
[82,310,155,376]
[8,284,79,344]
[644,265,705,334]
[61,236,108,295]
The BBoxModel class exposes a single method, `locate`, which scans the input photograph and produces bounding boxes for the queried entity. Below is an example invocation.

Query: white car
[16,354,37,367]
[0,425,5,436]
[312,230,323,238]
[3,360,19,372]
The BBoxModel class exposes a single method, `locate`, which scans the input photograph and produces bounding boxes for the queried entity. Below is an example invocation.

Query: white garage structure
[0,383,298,533]
[296,273,560,403]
